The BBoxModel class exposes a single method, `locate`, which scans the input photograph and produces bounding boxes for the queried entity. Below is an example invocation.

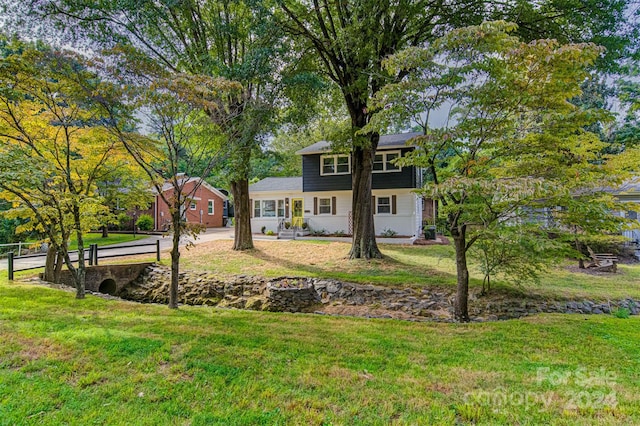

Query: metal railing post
[156,240,160,261]
[8,252,14,280]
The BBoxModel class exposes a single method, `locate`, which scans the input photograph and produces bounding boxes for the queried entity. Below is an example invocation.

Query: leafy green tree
[276,0,638,260]
[470,224,569,294]
[0,38,126,294]
[23,0,323,251]
[367,22,638,321]
[91,50,241,308]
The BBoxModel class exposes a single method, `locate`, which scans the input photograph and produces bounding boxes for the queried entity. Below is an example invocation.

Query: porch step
[277,229,311,239]
[278,230,296,239]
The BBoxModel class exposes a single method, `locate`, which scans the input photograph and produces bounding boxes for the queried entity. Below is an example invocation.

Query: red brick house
[151,177,228,230]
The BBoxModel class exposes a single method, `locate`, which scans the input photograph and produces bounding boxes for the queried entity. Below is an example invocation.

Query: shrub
[301,222,309,230]
[265,230,275,236]
[117,213,132,230]
[136,214,154,231]
[261,226,266,234]
[284,221,291,229]
[612,307,630,319]
[311,228,327,236]
[380,228,397,237]
[334,230,346,237]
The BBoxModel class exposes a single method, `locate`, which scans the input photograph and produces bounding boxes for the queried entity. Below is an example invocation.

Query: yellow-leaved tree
[0,37,144,296]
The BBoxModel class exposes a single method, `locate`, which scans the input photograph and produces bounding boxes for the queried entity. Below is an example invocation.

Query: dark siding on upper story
[302,148,417,192]
[302,154,352,191]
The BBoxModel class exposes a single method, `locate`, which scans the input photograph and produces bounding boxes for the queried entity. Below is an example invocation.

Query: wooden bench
[587,247,618,273]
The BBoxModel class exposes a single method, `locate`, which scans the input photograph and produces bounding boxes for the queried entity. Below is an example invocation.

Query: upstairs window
[373,150,401,172]
[321,154,351,176]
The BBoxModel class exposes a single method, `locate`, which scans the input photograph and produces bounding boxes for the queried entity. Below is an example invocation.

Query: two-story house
[249,132,431,237]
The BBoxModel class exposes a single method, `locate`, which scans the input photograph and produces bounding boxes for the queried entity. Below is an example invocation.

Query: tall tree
[24,0,287,250]
[91,48,241,308]
[367,22,638,321]
[277,0,638,259]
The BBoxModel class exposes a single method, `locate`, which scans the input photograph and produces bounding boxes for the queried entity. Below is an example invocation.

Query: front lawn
[0,278,638,425]
[180,239,640,301]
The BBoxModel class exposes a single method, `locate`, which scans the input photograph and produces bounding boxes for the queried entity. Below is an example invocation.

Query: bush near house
[136,214,154,231]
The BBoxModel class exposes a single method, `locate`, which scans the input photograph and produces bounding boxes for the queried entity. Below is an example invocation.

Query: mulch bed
[413,235,450,245]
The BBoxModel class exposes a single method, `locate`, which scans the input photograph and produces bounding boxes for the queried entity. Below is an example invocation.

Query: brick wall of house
[154,181,225,230]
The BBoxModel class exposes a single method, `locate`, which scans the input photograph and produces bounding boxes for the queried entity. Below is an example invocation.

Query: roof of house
[249,177,302,192]
[295,132,422,155]
[614,178,640,196]
[156,177,228,200]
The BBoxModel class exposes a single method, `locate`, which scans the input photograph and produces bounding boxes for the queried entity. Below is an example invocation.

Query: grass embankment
[1,278,639,425]
[22,233,142,252]
[180,239,640,301]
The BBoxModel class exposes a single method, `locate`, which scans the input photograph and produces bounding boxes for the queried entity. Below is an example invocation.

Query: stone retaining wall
[117,265,639,322]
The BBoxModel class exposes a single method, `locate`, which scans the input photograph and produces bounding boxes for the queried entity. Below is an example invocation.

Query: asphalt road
[0,227,235,272]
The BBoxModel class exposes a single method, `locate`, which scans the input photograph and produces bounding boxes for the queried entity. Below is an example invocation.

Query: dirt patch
[315,304,416,320]
[413,236,450,245]
[565,265,621,277]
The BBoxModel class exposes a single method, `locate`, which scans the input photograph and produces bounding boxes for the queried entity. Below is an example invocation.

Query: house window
[628,211,638,220]
[377,197,391,214]
[318,198,331,214]
[320,154,350,175]
[254,200,285,218]
[373,150,401,172]
[190,202,197,210]
[208,200,214,215]
[262,200,276,217]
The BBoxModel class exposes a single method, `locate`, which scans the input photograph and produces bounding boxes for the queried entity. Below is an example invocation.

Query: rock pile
[118,264,640,322]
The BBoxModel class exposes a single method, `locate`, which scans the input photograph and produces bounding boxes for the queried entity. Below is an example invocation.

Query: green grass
[179,239,640,301]
[0,277,639,425]
[24,233,144,251]
[69,233,145,251]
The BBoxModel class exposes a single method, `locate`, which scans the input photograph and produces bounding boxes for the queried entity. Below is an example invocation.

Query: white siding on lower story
[250,189,421,237]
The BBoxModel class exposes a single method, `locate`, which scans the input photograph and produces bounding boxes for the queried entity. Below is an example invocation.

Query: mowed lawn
[179,239,640,301]
[1,278,639,425]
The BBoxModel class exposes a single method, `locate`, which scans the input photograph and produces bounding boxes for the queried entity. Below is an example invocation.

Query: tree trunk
[43,245,57,282]
[72,206,86,299]
[231,178,254,251]
[54,251,64,284]
[169,209,181,309]
[575,238,585,268]
[452,230,470,322]
[349,142,382,259]
[101,225,108,238]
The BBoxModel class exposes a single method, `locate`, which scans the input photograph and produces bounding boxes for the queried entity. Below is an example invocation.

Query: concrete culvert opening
[99,279,117,295]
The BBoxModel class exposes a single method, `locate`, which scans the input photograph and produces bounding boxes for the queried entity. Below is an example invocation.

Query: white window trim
[373,150,402,173]
[377,196,392,215]
[320,154,351,176]
[190,201,197,210]
[208,199,214,215]
[254,199,286,218]
[318,198,332,215]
